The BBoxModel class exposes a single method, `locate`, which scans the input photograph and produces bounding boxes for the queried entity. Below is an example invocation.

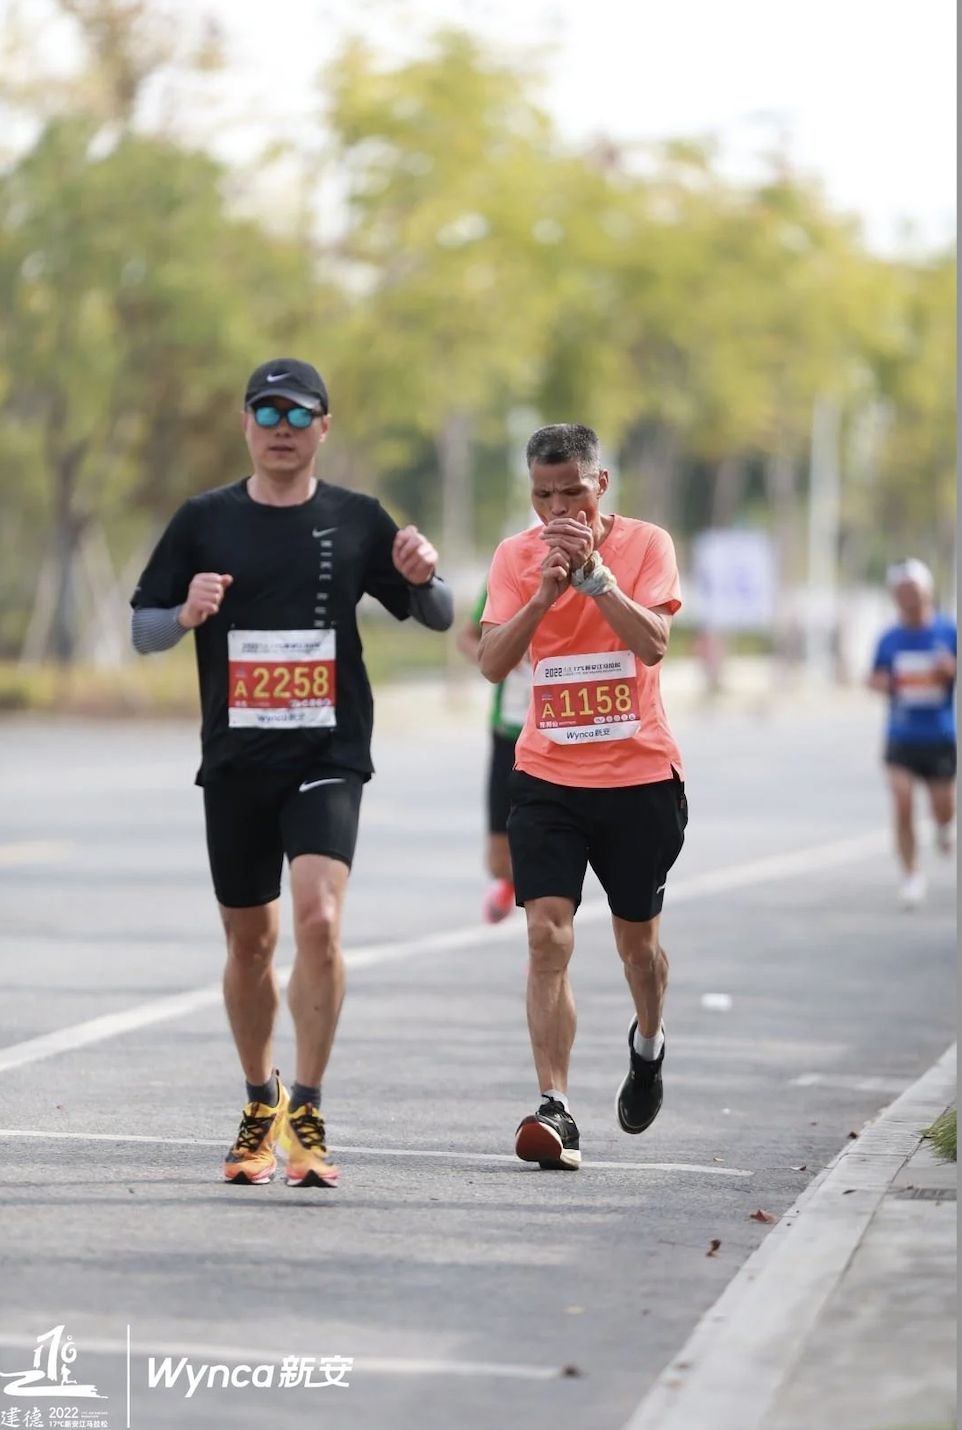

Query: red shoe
[482,878,515,924]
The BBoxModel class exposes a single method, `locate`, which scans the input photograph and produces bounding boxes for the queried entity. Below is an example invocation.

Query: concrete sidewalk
[626,1046,957,1430]
[766,1115,956,1430]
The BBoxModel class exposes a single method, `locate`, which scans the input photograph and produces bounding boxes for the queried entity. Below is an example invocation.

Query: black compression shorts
[202,767,363,907]
[884,741,957,781]
[487,731,519,835]
[507,768,688,922]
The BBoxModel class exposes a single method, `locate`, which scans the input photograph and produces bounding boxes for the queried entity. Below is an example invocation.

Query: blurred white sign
[692,530,775,632]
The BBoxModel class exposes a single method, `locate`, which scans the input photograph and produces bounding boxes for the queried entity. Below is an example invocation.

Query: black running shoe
[515,1097,581,1169]
[616,1022,665,1134]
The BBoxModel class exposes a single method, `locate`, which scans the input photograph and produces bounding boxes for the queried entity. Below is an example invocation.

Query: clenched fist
[179,572,234,628]
[535,545,572,609]
[392,525,438,586]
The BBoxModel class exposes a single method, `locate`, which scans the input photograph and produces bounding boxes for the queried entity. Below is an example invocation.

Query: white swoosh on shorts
[298,777,346,794]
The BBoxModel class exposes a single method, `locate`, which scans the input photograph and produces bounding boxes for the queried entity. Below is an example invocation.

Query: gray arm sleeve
[131,606,189,654]
[408,576,454,632]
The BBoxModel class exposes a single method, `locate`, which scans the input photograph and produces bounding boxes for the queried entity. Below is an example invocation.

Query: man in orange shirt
[479,424,687,1169]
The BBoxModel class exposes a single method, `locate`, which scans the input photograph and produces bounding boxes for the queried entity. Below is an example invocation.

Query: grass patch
[922,1108,957,1163]
[0,650,199,717]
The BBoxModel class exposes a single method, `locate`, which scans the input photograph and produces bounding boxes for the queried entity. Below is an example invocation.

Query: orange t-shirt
[481,516,683,788]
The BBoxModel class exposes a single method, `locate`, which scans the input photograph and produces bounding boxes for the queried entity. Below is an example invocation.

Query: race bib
[893,649,949,708]
[228,629,336,729]
[533,650,640,745]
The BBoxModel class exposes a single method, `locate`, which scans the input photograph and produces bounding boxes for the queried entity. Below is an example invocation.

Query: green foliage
[0,6,955,661]
[922,1109,957,1163]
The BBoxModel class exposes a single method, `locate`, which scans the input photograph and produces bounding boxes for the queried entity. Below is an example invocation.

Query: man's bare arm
[591,589,674,667]
[478,548,570,682]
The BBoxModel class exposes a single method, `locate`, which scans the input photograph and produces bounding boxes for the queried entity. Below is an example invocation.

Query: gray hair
[526,424,601,472]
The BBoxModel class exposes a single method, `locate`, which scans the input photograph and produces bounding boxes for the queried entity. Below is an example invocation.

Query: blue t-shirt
[872,613,957,745]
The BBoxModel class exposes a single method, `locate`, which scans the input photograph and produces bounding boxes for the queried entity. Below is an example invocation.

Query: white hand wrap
[571,560,618,597]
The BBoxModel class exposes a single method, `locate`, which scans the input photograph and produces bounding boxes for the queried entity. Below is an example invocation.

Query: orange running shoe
[280,1104,340,1188]
[223,1078,289,1185]
[482,878,515,924]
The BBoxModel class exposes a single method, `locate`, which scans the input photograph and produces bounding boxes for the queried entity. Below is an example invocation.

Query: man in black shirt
[131,357,453,1189]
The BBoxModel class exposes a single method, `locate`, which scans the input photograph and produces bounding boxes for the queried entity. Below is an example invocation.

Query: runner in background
[456,581,531,922]
[868,558,956,909]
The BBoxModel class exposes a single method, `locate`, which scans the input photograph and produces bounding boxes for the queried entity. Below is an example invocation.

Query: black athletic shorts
[884,741,957,781]
[507,768,688,923]
[488,730,519,835]
[202,767,363,908]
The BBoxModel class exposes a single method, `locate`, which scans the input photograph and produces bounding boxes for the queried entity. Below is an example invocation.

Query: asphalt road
[0,691,954,1430]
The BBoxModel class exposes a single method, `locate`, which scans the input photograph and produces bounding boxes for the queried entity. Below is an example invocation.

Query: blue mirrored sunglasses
[251,403,317,430]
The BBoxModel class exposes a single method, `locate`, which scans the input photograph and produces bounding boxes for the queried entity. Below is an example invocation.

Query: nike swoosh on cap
[265,372,291,382]
[298,777,345,793]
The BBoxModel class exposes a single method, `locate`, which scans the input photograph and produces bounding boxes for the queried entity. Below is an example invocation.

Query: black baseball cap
[244,358,329,414]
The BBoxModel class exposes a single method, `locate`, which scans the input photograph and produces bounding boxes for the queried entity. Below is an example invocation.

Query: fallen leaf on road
[750,1209,777,1224]
[843,1189,856,1195]
[847,1130,859,1140]
[790,1164,807,1172]
[712,1157,724,1163]
[560,1365,584,1379]
[706,1239,722,1257]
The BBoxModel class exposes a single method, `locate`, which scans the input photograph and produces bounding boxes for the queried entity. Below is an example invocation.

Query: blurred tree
[0,11,953,666]
[0,114,324,660]
[868,251,956,587]
[0,1,321,660]
[320,30,567,556]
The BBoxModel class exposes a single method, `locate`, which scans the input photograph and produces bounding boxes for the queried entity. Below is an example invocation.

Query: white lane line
[0,1333,560,1382]
[0,1129,751,1177]
[0,987,230,1074]
[0,829,888,1075]
[0,839,72,867]
[790,1072,908,1093]
[623,1042,957,1430]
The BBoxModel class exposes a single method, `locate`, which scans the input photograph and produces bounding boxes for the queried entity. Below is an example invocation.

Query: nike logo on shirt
[298,777,345,794]
[312,527,337,538]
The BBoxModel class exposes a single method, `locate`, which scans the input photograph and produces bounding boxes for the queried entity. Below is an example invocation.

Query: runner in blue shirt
[868,558,956,908]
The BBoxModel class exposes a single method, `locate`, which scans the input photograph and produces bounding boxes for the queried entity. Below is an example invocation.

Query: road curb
[623,1042,957,1430]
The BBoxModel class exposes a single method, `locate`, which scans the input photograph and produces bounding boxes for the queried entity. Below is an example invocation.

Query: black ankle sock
[246,1072,279,1107]
[290,1081,321,1112]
